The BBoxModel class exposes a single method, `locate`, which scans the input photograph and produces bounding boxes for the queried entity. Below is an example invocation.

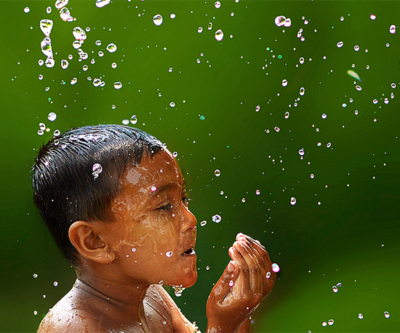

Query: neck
[74,269,150,326]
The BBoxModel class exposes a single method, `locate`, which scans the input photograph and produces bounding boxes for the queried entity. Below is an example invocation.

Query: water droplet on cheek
[166,251,173,257]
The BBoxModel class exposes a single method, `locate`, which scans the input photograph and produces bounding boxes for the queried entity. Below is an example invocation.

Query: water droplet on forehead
[215,29,224,41]
[96,0,111,8]
[153,14,163,26]
[212,214,221,223]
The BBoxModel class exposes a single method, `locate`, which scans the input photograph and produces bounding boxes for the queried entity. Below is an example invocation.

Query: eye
[158,203,172,211]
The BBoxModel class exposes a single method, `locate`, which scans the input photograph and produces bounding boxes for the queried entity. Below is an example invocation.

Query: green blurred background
[1,0,399,332]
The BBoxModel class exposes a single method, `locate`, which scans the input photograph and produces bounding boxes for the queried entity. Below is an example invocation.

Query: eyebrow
[150,181,186,198]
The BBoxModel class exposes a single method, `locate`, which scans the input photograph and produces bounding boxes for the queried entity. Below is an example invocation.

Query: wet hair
[31,125,163,266]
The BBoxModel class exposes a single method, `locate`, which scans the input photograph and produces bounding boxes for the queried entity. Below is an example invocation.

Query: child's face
[107,148,198,288]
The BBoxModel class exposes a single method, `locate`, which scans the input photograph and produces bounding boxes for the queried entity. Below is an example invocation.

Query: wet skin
[37,149,276,333]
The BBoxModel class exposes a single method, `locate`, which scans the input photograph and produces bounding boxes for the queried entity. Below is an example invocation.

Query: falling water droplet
[61,59,69,69]
[332,286,338,293]
[290,197,296,205]
[114,82,122,90]
[299,57,305,64]
[55,0,69,10]
[215,29,224,41]
[48,112,57,121]
[347,70,362,82]
[384,311,390,319]
[96,0,111,8]
[299,87,305,95]
[172,286,185,297]
[73,27,87,41]
[153,14,163,26]
[256,190,260,195]
[198,27,203,33]
[200,221,207,226]
[358,313,363,319]
[214,169,221,177]
[271,263,280,272]
[212,214,221,223]
[328,319,334,326]
[282,79,288,87]
[389,25,396,34]
[107,43,117,53]
[337,41,344,48]
[275,15,286,27]
[40,20,53,37]
[24,7,30,13]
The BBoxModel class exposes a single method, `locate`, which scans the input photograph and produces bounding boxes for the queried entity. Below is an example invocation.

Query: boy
[32,125,276,332]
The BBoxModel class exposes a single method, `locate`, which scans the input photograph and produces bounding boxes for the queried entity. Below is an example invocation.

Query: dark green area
[1,0,399,332]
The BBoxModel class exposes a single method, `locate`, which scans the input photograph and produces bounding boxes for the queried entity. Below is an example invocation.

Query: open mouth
[182,247,196,256]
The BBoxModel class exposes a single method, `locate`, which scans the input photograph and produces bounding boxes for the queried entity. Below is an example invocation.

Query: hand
[206,233,276,333]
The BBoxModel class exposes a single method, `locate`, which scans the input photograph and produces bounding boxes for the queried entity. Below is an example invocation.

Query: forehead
[121,149,184,192]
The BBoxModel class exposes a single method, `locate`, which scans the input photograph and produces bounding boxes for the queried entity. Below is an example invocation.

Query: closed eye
[158,203,172,211]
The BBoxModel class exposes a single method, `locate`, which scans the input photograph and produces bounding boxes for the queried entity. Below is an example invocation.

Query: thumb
[212,259,237,302]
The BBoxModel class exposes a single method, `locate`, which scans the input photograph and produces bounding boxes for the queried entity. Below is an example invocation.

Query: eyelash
[158,197,191,211]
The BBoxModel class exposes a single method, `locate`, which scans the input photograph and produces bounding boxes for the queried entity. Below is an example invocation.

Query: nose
[181,204,197,232]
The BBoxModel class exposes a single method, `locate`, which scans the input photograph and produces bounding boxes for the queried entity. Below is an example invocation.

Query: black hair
[31,124,163,266]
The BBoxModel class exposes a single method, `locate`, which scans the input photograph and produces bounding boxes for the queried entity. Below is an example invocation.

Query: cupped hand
[206,233,276,333]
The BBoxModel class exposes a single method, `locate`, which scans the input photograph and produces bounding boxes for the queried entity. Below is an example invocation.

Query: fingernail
[228,261,235,271]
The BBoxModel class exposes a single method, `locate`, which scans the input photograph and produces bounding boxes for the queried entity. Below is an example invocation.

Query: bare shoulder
[37,295,107,333]
[150,285,197,333]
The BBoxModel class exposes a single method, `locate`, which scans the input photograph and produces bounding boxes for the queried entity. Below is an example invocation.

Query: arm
[206,233,276,333]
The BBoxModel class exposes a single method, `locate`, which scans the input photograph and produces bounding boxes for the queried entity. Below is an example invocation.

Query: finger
[212,258,238,303]
[230,244,250,296]
[234,241,262,295]
[237,233,266,250]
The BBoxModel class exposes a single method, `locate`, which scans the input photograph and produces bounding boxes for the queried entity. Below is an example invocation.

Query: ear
[69,221,116,264]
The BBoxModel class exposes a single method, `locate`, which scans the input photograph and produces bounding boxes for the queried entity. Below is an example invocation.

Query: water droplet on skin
[390,25,396,34]
[299,87,305,96]
[215,1,221,8]
[266,272,271,278]
[282,79,288,87]
[132,248,137,252]
[328,319,334,326]
[214,169,221,177]
[200,221,207,226]
[332,286,338,293]
[272,263,280,272]
[92,163,102,179]
[337,41,344,48]
[172,286,185,297]
[384,311,390,318]
[151,185,157,192]
[96,0,111,7]
[290,197,296,205]
[130,115,138,125]
[229,280,234,287]
[166,251,173,257]
[48,112,57,121]
[215,29,224,41]
[212,214,221,223]
[114,82,122,89]
[358,313,363,319]
[153,14,163,26]
[55,0,69,10]
[107,43,117,53]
